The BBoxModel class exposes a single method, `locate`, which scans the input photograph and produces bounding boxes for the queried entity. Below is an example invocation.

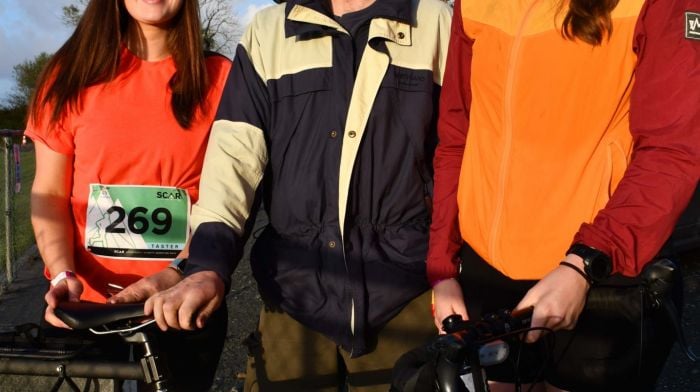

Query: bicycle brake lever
[506,306,533,331]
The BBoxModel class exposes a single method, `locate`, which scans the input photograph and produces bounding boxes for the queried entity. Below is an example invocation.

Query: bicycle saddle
[55,301,146,330]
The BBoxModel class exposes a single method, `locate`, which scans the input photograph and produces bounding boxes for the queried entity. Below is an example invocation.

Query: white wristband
[50,270,76,287]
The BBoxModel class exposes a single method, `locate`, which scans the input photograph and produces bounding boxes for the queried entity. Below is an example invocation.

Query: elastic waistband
[457,243,535,317]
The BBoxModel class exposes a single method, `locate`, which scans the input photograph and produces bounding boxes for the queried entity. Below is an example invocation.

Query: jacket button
[348,130,356,138]
[329,130,338,138]
[398,32,405,39]
[328,241,337,248]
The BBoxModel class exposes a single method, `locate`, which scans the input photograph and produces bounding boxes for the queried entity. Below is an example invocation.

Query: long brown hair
[30,0,207,129]
[562,0,621,45]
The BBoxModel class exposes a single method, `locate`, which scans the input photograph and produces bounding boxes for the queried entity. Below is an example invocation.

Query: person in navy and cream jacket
[142,0,452,390]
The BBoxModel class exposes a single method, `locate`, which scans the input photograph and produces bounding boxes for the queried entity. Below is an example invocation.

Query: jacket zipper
[488,0,540,264]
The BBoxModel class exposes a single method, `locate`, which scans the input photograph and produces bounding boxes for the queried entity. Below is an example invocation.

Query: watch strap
[168,257,188,275]
[567,243,599,260]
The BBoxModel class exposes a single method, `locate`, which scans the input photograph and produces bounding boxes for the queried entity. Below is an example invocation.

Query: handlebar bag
[547,258,692,391]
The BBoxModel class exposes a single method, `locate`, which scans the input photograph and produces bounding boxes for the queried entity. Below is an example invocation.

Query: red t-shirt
[26,48,231,302]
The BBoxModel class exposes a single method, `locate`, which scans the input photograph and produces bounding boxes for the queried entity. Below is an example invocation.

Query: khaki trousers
[244,290,434,392]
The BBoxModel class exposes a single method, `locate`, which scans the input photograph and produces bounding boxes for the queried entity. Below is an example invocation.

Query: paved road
[1,239,698,391]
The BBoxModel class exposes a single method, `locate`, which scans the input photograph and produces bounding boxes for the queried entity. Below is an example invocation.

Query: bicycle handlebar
[433,307,534,392]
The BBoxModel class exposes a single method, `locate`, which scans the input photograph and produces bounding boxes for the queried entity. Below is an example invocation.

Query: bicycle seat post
[123,331,170,392]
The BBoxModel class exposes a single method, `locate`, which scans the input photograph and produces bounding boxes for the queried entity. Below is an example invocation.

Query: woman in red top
[26,0,231,389]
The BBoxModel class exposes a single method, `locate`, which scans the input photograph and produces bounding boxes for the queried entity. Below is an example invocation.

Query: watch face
[569,243,612,282]
[588,253,612,281]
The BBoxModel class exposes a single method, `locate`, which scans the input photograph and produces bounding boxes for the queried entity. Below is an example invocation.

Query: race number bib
[85,184,190,259]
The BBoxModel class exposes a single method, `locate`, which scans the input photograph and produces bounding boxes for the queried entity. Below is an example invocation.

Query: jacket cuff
[573,225,630,276]
[427,256,460,287]
[186,222,243,291]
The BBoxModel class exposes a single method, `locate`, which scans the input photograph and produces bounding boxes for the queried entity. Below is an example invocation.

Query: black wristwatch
[566,243,612,283]
[168,257,188,275]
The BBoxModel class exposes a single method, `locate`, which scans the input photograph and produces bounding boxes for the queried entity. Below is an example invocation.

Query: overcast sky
[0,0,271,105]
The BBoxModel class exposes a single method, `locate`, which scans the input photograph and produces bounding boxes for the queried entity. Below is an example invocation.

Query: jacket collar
[284,0,414,41]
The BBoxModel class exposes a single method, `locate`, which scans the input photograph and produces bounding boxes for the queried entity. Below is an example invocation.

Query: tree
[200,0,242,57]
[0,106,27,130]
[5,52,52,111]
[0,52,51,128]
[61,0,87,27]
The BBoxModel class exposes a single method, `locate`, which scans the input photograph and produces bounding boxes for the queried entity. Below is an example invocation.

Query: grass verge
[0,146,35,280]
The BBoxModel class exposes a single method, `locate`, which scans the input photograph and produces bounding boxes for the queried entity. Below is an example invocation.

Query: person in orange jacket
[428,0,699,390]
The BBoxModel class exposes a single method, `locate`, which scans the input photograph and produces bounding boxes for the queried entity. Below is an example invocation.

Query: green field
[0,146,35,281]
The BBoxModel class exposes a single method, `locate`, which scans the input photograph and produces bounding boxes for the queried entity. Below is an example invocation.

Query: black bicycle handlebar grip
[442,314,464,334]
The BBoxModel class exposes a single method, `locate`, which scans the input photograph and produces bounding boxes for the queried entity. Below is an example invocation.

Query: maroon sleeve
[574,0,700,276]
[426,0,473,286]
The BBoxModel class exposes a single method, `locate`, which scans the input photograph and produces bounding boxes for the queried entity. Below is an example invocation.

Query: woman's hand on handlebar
[107,267,183,304]
[515,253,590,343]
[432,278,469,333]
[144,270,225,332]
[44,277,83,329]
